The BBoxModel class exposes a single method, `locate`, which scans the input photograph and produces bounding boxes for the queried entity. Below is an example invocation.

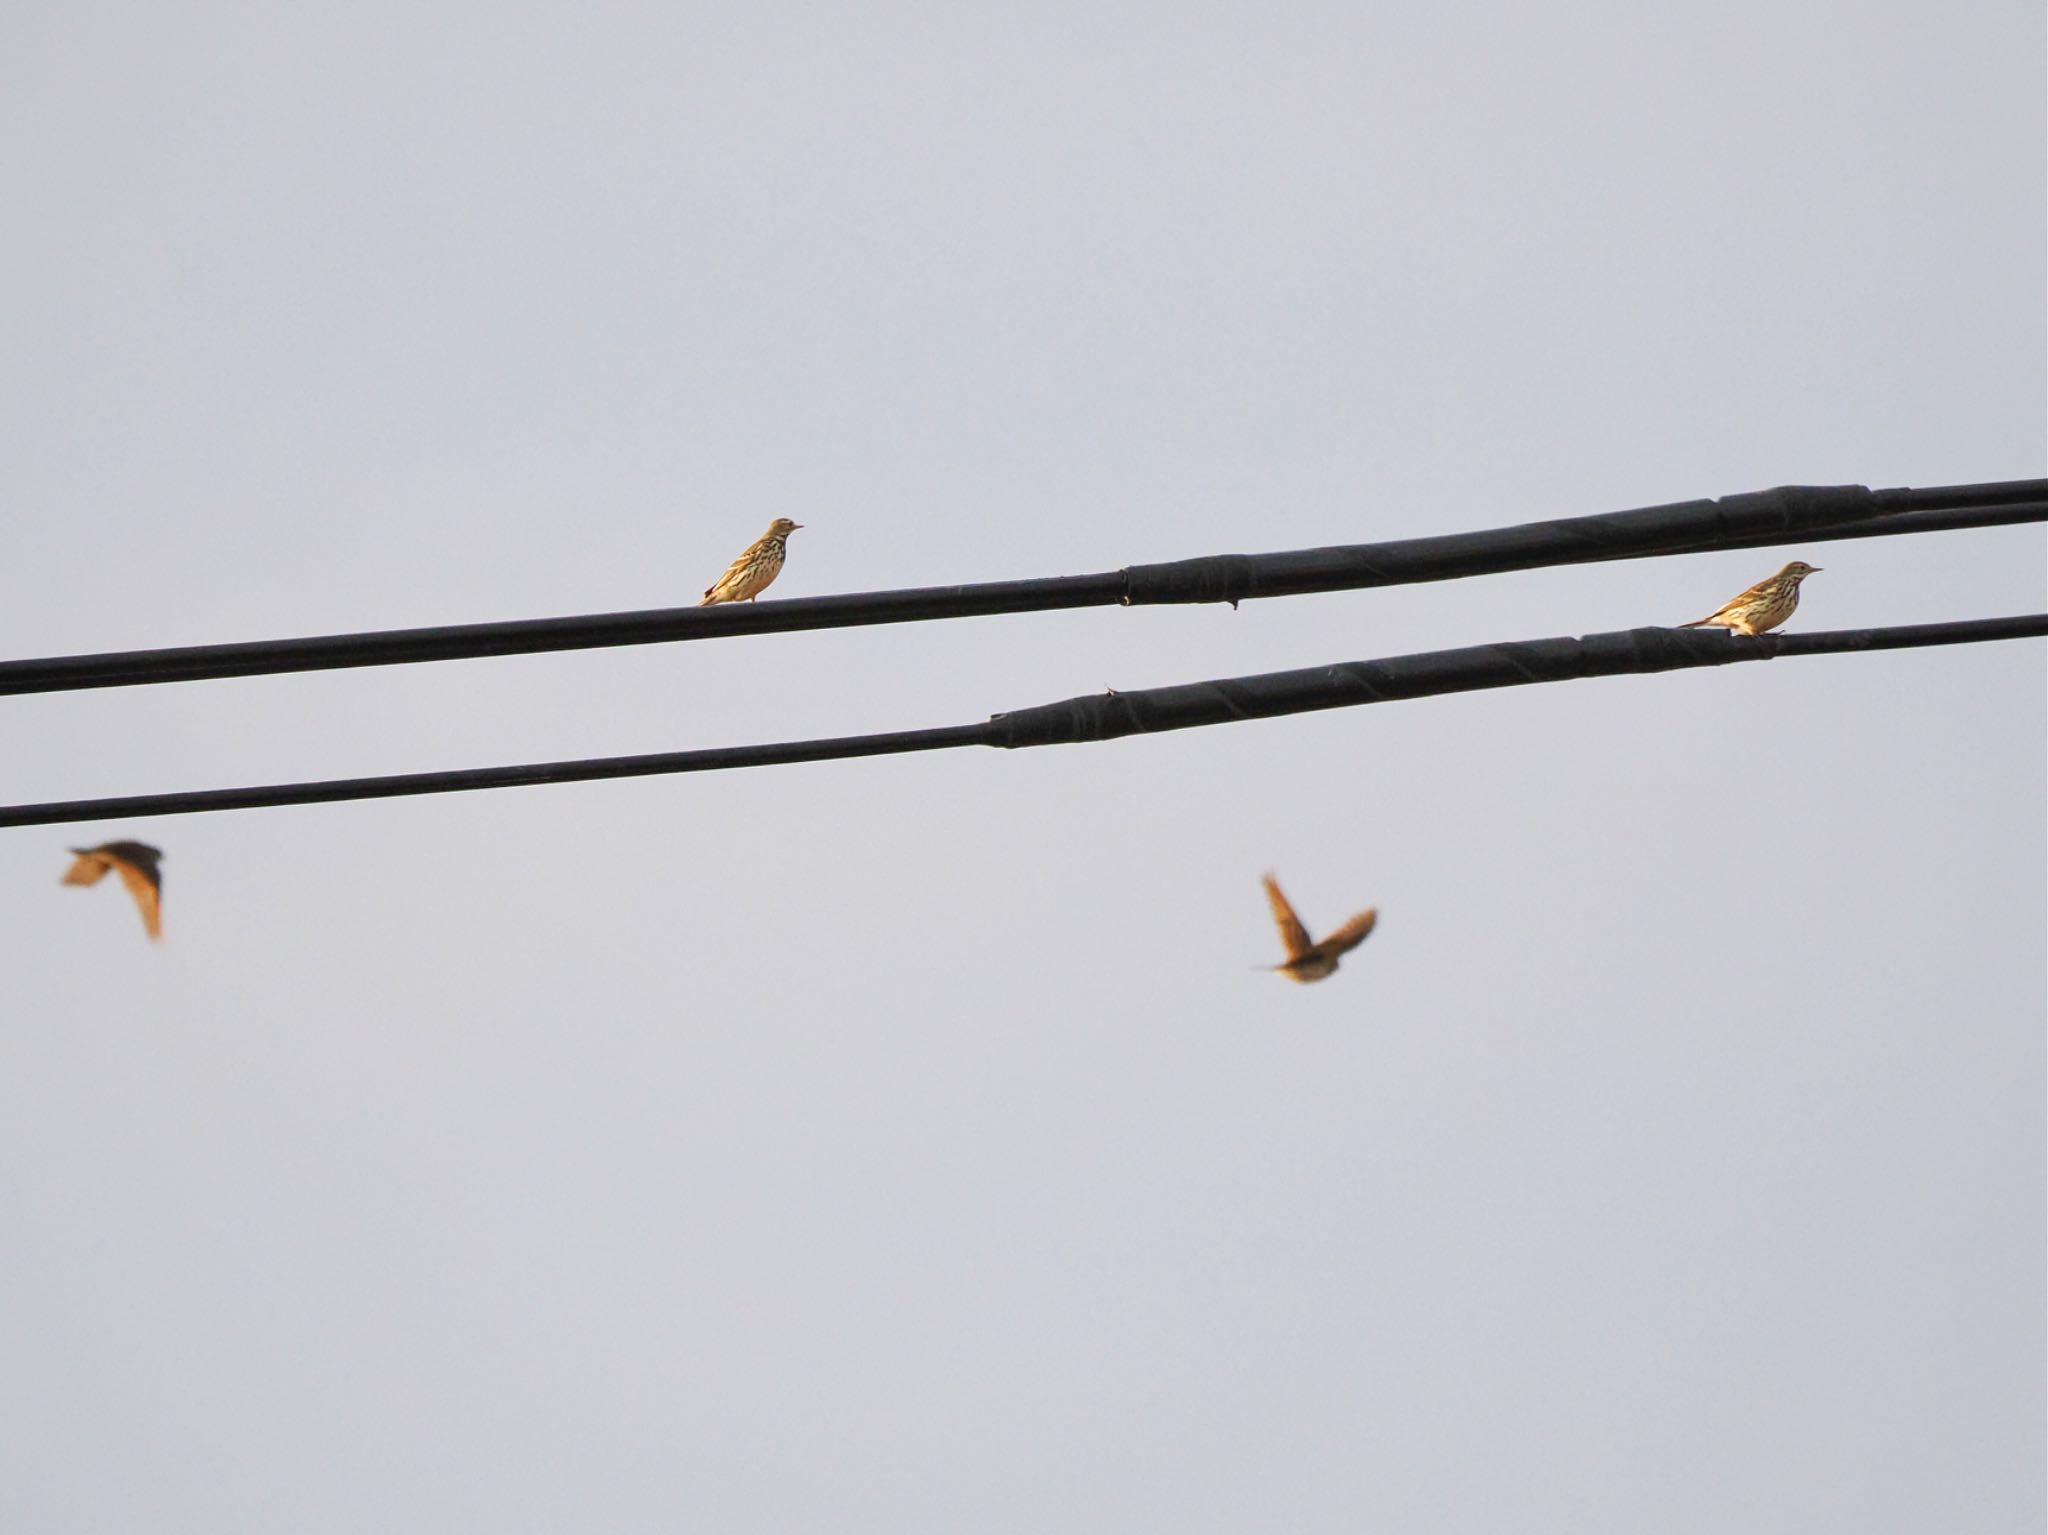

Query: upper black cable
[3,615,2037,828]
[1,480,2039,697]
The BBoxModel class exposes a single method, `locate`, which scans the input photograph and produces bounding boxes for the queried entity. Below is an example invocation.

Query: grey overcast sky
[1,1,2042,1529]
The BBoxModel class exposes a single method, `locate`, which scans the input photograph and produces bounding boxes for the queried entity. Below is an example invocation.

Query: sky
[1,2,2042,1530]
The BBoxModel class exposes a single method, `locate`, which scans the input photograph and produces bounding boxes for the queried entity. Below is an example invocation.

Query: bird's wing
[61,850,110,886]
[703,538,770,600]
[700,552,734,600]
[1685,574,1772,626]
[1319,907,1378,957]
[109,854,163,940]
[1262,874,1314,961]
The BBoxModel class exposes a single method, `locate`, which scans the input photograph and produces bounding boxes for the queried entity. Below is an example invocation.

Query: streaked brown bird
[1677,560,1821,636]
[1261,872,1377,983]
[62,841,165,941]
[699,517,803,606]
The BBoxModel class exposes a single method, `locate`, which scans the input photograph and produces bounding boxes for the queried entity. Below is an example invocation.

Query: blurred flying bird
[1677,560,1821,636]
[1261,872,1376,983]
[62,841,165,941]
[700,518,803,605]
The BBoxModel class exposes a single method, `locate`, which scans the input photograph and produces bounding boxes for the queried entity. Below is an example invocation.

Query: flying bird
[1677,560,1821,637]
[1261,872,1377,983]
[700,517,803,606]
[62,841,165,941]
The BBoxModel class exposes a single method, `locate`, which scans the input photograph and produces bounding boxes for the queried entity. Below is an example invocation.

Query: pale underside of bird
[62,840,165,941]
[700,517,803,606]
[1678,560,1822,637]
[1262,872,1377,983]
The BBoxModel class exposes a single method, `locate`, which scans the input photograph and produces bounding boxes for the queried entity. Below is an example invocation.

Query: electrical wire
[3,615,2037,828]
[2,480,2038,696]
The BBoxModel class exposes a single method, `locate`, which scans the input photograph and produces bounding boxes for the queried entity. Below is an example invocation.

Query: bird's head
[768,518,803,538]
[1781,560,1821,581]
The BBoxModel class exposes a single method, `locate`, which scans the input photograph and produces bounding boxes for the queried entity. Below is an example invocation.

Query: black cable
[3,615,2037,828]
[1115,488,2043,607]
[1578,503,2048,561]
[985,615,2048,746]
[1,480,2038,696]
[0,724,992,827]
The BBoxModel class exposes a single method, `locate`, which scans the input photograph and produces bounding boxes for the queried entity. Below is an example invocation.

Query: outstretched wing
[62,850,111,887]
[111,856,163,940]
[1318,907,1378,958]
[1262,874,1313,961]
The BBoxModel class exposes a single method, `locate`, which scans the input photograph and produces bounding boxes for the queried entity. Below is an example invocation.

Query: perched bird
[699,517,803,606]
[1678,560,1821,636]
[61,841,165,941]
[1261,872,1377,984]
